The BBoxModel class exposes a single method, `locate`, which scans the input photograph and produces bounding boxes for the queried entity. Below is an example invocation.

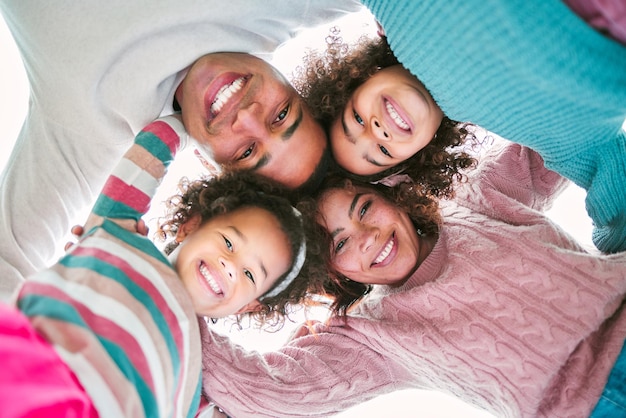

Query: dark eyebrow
[228,226,245,242]
[251,153,270,171]
[249,103,302,172]
[281,103,303,141]
[349,193,364,219]
[340,110,356,145]
[365,157,385,167]
[329,192,363,239]
[330,227,344,239]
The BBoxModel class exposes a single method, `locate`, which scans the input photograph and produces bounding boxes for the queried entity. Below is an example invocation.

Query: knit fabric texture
[15,117,203,418]
[0,0,362,299]
[363,0,626,253]
[201,142,626,418]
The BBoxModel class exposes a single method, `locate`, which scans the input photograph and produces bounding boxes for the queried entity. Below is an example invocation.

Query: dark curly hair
[155,171,329,328]
[303,175,442,317]
[291,29,477,198]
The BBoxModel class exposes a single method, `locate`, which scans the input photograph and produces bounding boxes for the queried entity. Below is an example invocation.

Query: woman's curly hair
[303,174,442,317]
[291,29,477,198]
[155,170,329,328]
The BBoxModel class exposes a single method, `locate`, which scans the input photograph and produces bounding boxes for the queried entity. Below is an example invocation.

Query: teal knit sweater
[363,0,626,253]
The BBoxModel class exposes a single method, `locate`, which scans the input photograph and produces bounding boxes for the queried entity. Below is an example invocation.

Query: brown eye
[334,238,347,254]
[379,145,391,157]
[238,144,255,160]
[275,105,289,123]
[354,110,364,126]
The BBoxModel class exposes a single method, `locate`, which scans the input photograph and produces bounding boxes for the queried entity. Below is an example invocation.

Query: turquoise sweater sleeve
[363,0,626,253]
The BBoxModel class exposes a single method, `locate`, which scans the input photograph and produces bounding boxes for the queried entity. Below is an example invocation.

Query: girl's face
[317,186,425,285]
[173,206,292,318]
[330,65,443,176]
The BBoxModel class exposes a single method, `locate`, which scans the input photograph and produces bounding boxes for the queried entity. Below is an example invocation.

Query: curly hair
[305,175,442,317]
[155,171,329,328]
[291,29,477,198]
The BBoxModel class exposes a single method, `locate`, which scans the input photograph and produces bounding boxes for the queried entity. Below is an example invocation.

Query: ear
[175,214,202,242]
[235,299,263,315]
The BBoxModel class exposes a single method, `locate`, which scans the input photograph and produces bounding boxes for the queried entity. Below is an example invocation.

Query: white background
[0,8,603,418]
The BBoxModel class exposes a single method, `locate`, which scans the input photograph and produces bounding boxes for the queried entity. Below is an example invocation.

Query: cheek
[374,207,399,224]
[332,250,361,275]
[396,137,427,159]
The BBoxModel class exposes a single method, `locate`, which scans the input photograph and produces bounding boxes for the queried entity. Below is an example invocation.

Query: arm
[454,141,569,221]
[200,320,403,418]
[476,141,568,211]
[86,115,187,233]
[364,0,626,252]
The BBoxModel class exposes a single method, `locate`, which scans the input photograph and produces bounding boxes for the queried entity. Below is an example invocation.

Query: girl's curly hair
[303,174,442,317]
[291,29,477,198]
[155,171,329,328]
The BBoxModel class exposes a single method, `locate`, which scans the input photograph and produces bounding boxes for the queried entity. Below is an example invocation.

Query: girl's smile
[330,65,443,176]
[171,206,291,317]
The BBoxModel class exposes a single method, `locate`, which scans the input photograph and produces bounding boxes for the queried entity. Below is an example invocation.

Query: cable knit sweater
[201,142,626,418]
[362,0,626,254]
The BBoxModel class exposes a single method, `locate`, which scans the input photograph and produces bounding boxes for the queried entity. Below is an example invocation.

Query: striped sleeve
[17,221,202,418]
[15,115,202,417]
[92,116,186,221]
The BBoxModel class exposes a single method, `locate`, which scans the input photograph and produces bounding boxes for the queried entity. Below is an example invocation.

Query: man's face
[175,52,326,189]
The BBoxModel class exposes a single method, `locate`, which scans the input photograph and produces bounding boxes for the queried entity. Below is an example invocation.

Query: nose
[358,225,379,253]
[232,101,266,136]
[219,256,237,282]
[371,117,390,141]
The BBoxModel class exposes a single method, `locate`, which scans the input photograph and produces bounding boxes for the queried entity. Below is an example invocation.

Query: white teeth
[374,238,394,264]
[210,77,245,114]
[199,263,222,294]
[386,101,410,130]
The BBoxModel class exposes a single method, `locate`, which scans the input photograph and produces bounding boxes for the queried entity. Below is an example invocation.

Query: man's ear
[176,214,202,242]
[235,299,263,315]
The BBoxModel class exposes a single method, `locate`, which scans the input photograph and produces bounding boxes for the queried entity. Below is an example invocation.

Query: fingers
[64,217,149,252]
[288,320,321,341]
[64,224,86,252]
[137,219,149,236]
[376,20,386,37]
[70,224,85,238]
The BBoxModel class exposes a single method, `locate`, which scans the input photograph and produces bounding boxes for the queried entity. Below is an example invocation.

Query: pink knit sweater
[201,142,626,418]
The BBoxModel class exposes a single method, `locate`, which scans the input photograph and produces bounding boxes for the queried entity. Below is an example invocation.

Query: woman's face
[330,65,443,176]
[173,206,292,318]
[317,185,423,285]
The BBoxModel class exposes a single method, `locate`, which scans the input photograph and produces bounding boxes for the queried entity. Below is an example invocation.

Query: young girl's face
[172,206,292,318]
[330,65,443,176]
[317,186,426,286]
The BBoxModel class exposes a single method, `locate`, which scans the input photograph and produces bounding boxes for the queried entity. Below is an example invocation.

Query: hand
[196,402,229,418]
[287,320,321,342]
[64,218,148,251]
[211,406,228,418]
[376,20,386,37]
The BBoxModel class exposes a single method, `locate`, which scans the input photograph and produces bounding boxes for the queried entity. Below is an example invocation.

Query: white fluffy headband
[260,206,307,300]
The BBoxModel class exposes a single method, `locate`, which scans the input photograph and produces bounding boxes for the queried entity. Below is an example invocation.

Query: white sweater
[0,0,362,299]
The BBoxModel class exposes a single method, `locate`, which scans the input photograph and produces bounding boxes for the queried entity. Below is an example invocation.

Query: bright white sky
[0,7,604,418]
